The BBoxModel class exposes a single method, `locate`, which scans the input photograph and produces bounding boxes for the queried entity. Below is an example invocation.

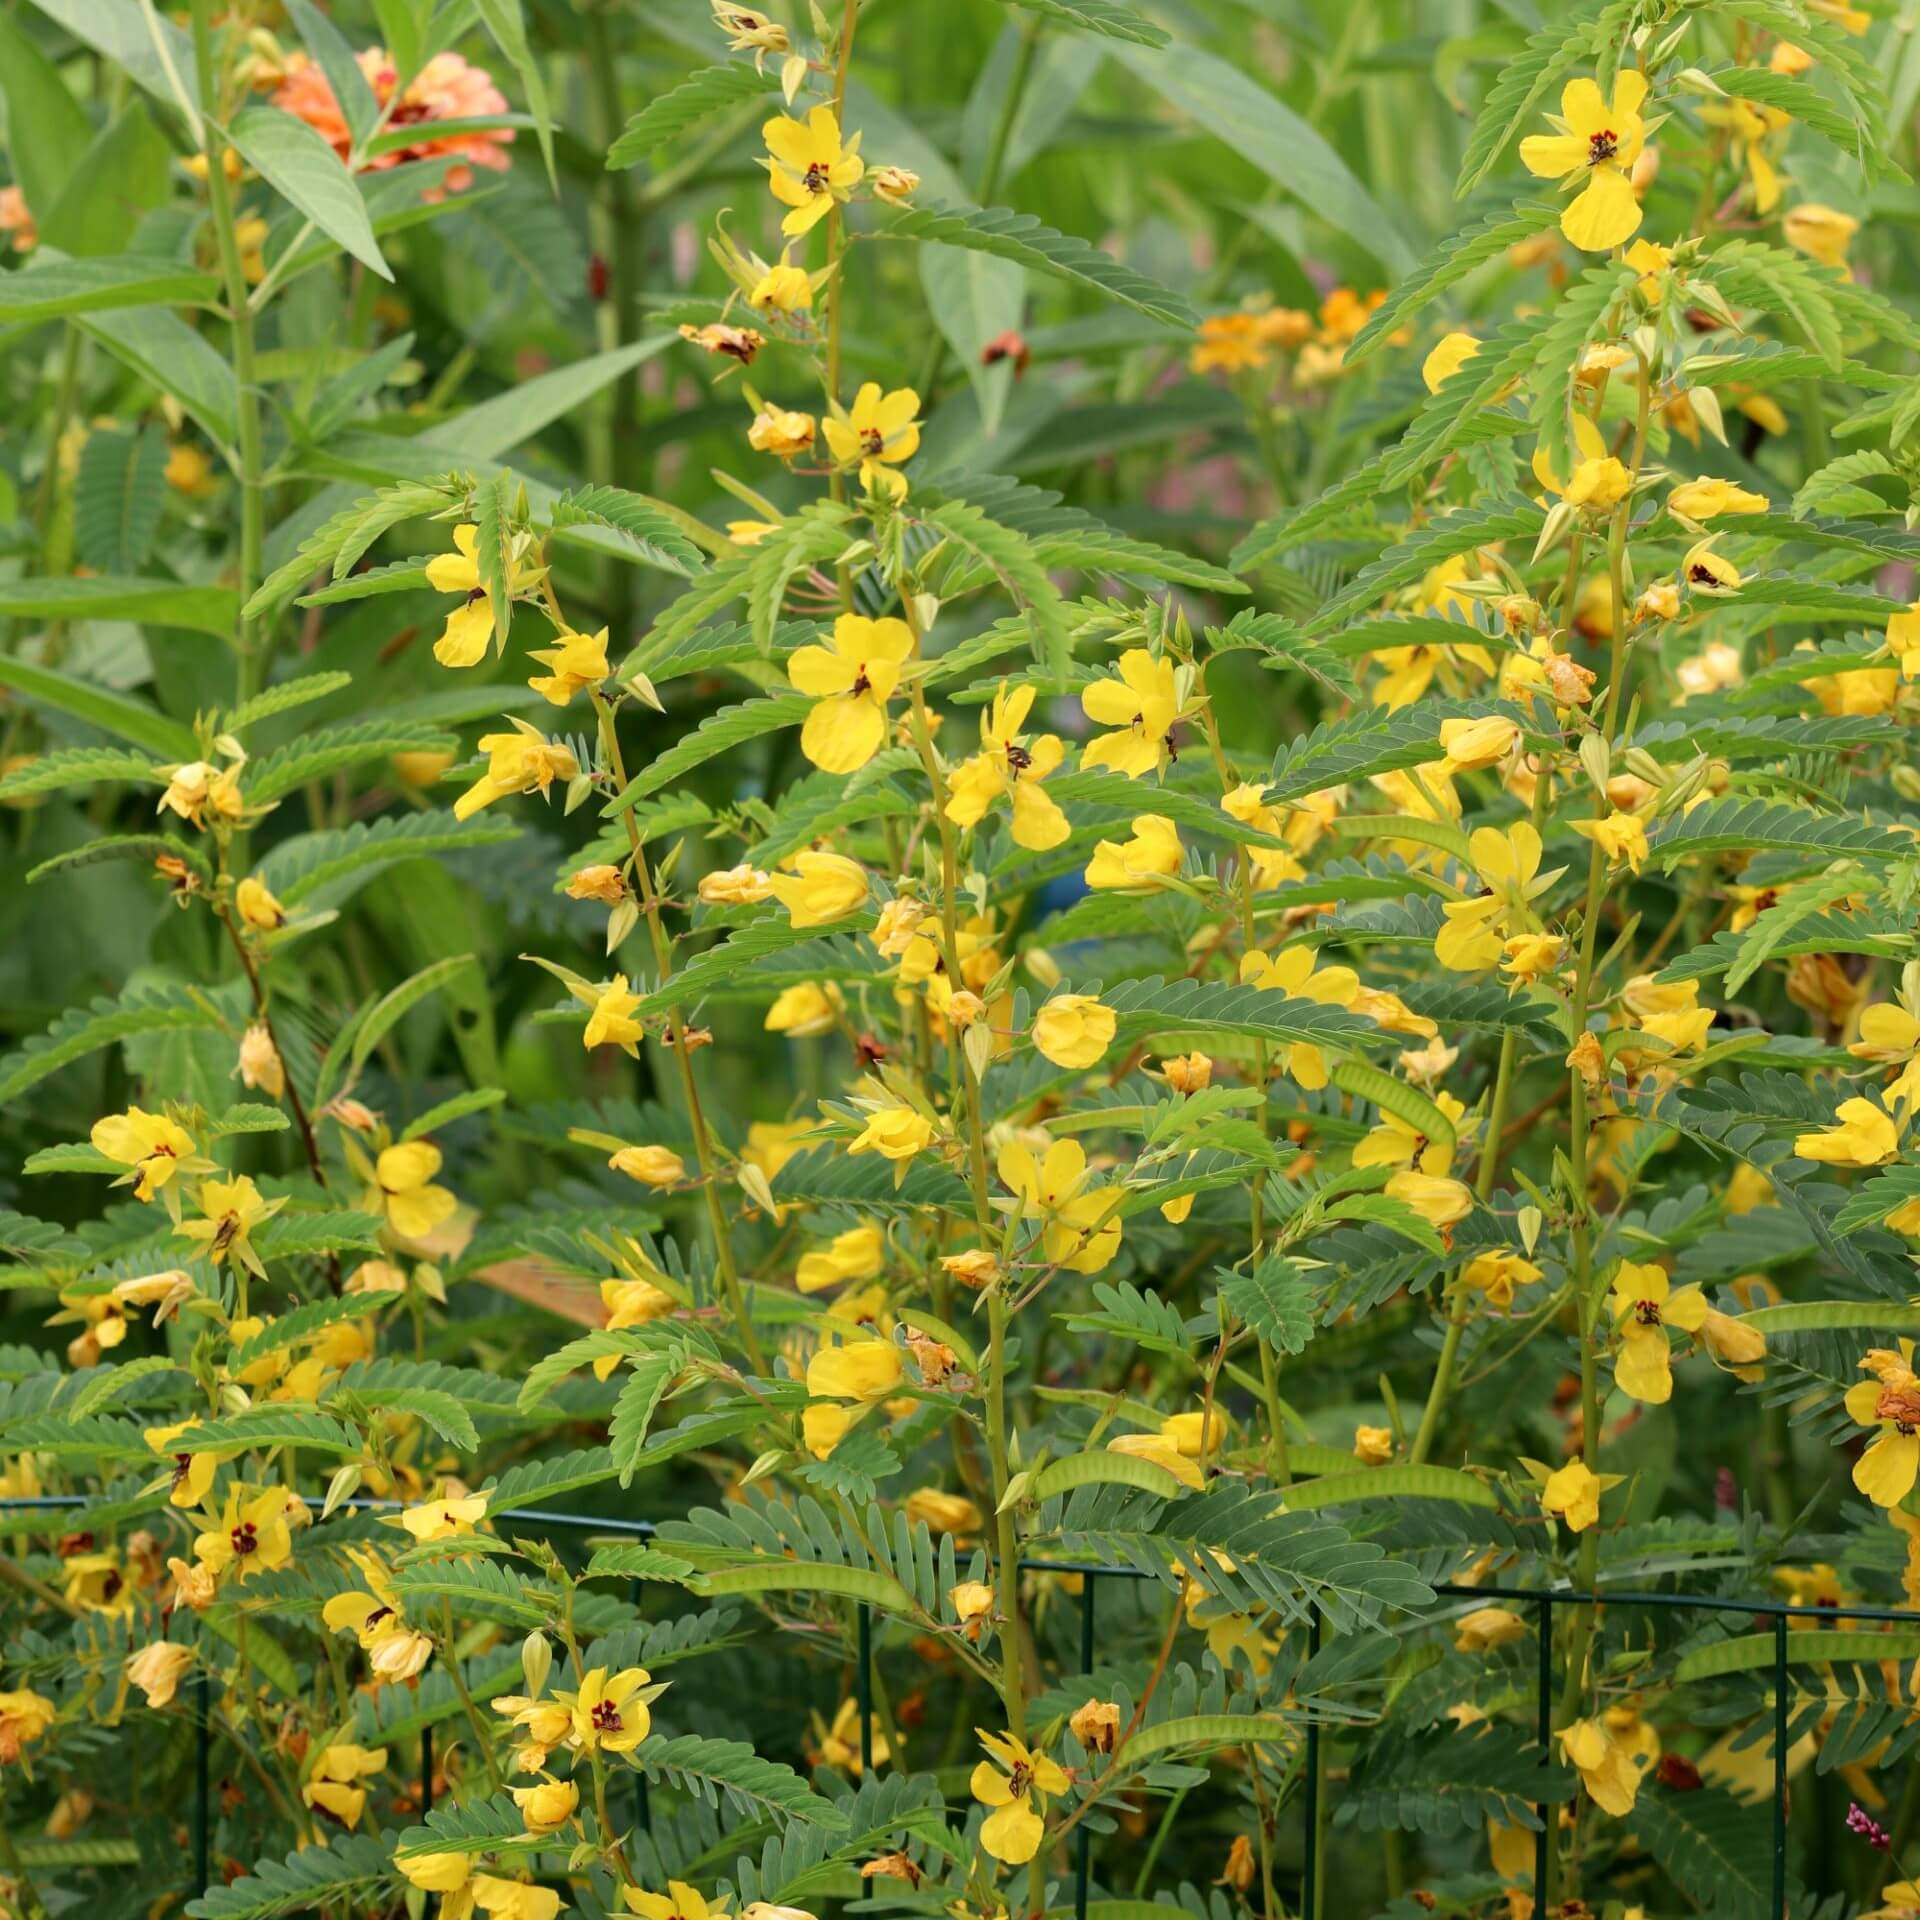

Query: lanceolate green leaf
[228,106,392,279]
[605,63,778,166]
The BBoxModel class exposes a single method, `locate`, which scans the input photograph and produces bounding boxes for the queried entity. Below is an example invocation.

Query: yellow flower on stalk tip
[1541,1459,1602,1533]
[452,719,579,821]
[0,1689,55,1762]
[998,1136,1123,1274]
[769,850,868,927]
[1795,1095,1900,1167]
[1608,1261,1707,1404]
[91,1106,196,1202]
[235,875,286,931]
[1032,994,1116,1071]
[1846,1348,1920,1506]
[808,1339,904,1401]
[1519,70,1649,251]
[945,683,1070,850]
[971,1727,1071,1864]
[1084,813,1182,891]
[1853,1000,1920,1112]
[302,1741,388,1829]
[787,613,913,773]
[1461,1249,1543,1310]
[193,1485,295,1583]
[526,626,609,706]
[1559,1712,1655,1816]
[1531,412,1631,511]
[371,1141,458,1242]
[1080,648,1180,777]
[822,384,920,499]
[584,975,645,1056]
[762,105,863,237]
[1352,1425,1394,1465]
[848,1103,933,1161]
[1570,809,1650,874]
[425,524,531,668]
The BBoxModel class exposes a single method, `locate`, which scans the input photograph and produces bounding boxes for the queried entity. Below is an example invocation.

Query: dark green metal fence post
[1075,1574,1097,1920]
[1773,1613,1789,1918]
[856,1602,874,1772]
[1534,1593,1552,1910]
[421,1725,434,1812]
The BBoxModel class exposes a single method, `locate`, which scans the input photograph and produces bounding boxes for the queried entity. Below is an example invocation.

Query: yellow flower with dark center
[64,1551,134,1616]
[526,626,609,706]
[1080,649,1179,777]
[1608,1260,1707,1404]
[971,1728,1071,1864]
[144,1420,217,1508]
[176,1175,279,1272]
[562,1665,654,1752]
[822,383,920,498]
[426,524,531,668]
[372,1141,458,1242]
[998,1136,1122,1274]
[399,1492,487,1542]
[624,1882,730,1920]
[1520,71,1649,251]
[1848,1348,1920,1506]
[945,683,1069,850]
[91,1106,195,1202]
[788,613,913,772]
[762,105,864,237]
[193,1485,295,1583]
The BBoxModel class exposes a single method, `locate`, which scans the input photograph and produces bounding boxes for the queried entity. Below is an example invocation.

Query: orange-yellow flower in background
[770,851,868,927]
[971,1728,1070,1864]
[1520,71,1649,251]
[1571,809,1650,875]
[788,614,913,773]
[946,683,1070,850]
[1783,202,1859,270]
[1609,1261,1707,1404]
[762,105,863,236]
[797,1223,883,1294]
[1191,311,1270,375]
[1032,994,1116,1071]
[1085,813,1181,890]
[764,981,843,1038]
[1081,649,1179,777]
[822,384,920,498]
[0,1688,55,1763]
[1700,95,1789,214]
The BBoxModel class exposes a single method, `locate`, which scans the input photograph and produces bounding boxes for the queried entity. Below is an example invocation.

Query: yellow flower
[1667,477,1769,522]
[453,719,578,820]
[1455,1607,1528,1653]
[808,1340,903,1402]
[1080,649,1179,777]
[1387,1169,1472,1234]
[599,1278,675,1361]
[584,975,645,1055]
[904,1488,982,1535]
[145,1421,218,1508]
[91,1106,195,1202]
[1609,1261,1707,1404]
[425,524,529,668]
[1353,1089,1467,1178]
[302,1741,388,1829]
[749,251,812,313]
[822,384,920,498]
[1570,809,1649,874]
[0,1689,56,1763]
[527,626,610,706]
[1421,331,1479,393]
[372,1141,458,1241]
[998,1136,1122,1274]
[1520,70,1650,251]
[1085,813,1182,890]
[1437,714,1519,773]
[399,1492,488,1542]
[64,1551,133,1616]
[1531,412,1630,510]
[157,758,244,830]
[1682,539,1743,596]
[1107,1431,1205,1488]
[561,1664,655,1752]
[193,1486,295,1583]
[1435,822,1547,971]
[762,105,864,237]
[165,443,217,496]
[567,864,627,906]
[1796,1095,1899,1167]
[610,1144,686,1187]
[971,1728,1071,1864]
[1559,1712,1654,1816]
[1239,945,1359,1091]
[848,1103,932,1161]
[235,875,286,931]
[801,1400,855,1459]
[398,1853,473,1898]
[126,1641,196,1708]
[624,1883,729,1920]
[1846,1348,1920,1506]
[1461,1249,1543,1311]
[1352,1425,1394,1465]
[713,1,789,60]
[946,683,1070,850]
[700,863,774,906]
[176,1175,278,1271]
[1700,95,1790,215]
[796,1223,883,1294]
[1542,1459,1602,1533]
[1032,994,1116,1071]
[511,1778,579,1833]
[1191,311,1271,375]
[1783,202,1859,270]
[788,613,914,772]
[765,981,843,1038]
[769,850,868,927]
[747,405,816,457]
[1156,1410,1225,1459]
[474,1876,562,1920]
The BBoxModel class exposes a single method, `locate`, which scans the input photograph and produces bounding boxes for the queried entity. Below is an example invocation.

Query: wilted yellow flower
[453,720,578,820]
[1352,1425,1394,1465]
[747,405,816,457]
